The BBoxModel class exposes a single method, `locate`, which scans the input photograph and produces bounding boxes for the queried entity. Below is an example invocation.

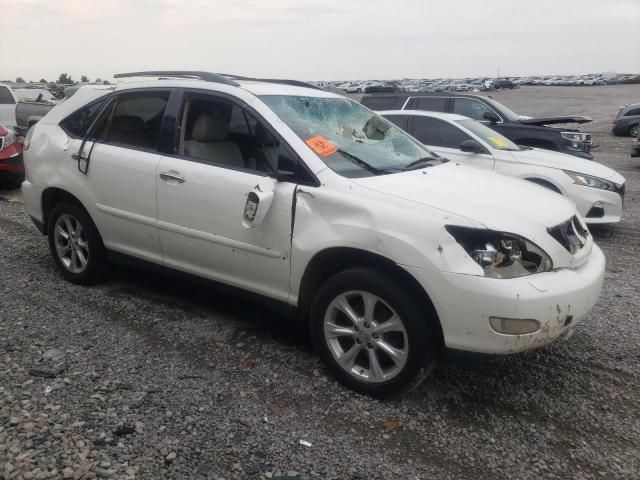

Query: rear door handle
[159,171,185,183]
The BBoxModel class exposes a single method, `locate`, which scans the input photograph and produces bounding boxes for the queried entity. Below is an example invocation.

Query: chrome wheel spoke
[337,343,362,370]
[362,292,377,321]
[325,322,356,339]
[367,349,384,381]
[75,248,88,267]
[335,295,361,326]
[375,339,407,366]
[55,224,69,240]
[374,315,405,335]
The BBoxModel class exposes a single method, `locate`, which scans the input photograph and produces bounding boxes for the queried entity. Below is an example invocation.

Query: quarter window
[452,98,496,121]
[411,117,472,149]
[625,108,640,117]
[61,98,108,138]
[0,86,15,105]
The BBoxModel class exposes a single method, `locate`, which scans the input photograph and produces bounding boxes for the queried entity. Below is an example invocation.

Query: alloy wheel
[54,214,89,274]
[323,291,409,383]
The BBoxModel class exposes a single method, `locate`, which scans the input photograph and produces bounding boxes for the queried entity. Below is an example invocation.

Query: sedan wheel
[324,291,408,383]
[630,124,639,138]
[54,214,90,274]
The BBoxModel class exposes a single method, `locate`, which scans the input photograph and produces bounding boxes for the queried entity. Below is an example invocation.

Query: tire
[629,124,639,138]
[310,267,438,398]
[47,201,108,285]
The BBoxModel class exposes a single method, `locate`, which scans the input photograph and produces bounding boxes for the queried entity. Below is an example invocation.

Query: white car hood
[351,162,577,235]
[508,147,625,184]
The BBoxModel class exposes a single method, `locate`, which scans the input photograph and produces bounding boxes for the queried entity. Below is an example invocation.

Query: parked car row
[361,92,594,159]
[19,71,625,397]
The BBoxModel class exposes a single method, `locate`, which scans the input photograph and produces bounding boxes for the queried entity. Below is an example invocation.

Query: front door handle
[159,171,185,183]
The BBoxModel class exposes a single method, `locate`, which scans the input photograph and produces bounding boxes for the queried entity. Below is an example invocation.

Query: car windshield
[260,95,445,177]
[482,97,520,121]
[457,119,522,151]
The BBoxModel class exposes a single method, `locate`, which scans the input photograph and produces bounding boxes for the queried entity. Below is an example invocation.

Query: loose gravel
[1,86,639,479]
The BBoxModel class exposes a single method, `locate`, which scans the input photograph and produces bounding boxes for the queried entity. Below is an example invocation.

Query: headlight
[563,170,616,191]
[446,226,553,279]
[2,129,15,149]
[561,132,590,151]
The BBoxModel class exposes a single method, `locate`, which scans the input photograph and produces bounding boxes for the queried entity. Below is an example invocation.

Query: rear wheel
[47,202,108,284]
[629,124,639,138]
[310,268,438,397]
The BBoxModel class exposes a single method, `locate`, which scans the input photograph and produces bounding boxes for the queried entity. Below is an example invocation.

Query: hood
[519,116,592,126]
[351,163,576,236]
[507,147,625,183]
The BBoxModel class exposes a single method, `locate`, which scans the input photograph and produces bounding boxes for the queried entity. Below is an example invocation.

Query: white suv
[22,71,605,397]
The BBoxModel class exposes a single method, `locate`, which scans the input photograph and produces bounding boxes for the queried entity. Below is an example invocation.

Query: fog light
[489,317,541,335]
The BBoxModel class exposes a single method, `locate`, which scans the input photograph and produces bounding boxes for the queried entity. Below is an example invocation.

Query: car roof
[111,76,339,98]
[379,109,469,122]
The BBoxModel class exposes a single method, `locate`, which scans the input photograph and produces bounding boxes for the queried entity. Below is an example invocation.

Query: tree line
[14,74,108,84]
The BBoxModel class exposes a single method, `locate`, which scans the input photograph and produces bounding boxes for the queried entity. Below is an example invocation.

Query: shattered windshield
[260,95,444,177]
[458,119,521,151]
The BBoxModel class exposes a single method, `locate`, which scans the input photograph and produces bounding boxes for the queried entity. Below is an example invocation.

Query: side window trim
[163,88,320,186]
[60,95,112,139]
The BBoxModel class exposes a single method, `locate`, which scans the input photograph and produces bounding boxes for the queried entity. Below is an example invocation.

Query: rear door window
[406,96,448,112]
[452,98,496,121]
[411,116,472,148]
[0,86,15,104]
[95,92,170,150]
[360,96,405,111]
[383,115,410,131]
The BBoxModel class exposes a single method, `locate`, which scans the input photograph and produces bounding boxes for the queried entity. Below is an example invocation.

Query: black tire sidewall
[310,268,437,397]
[47,202,107,285]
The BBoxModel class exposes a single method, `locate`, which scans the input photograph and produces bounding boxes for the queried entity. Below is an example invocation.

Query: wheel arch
[298,247,444,347]
[41,187,93,233]
[524,177,563,194]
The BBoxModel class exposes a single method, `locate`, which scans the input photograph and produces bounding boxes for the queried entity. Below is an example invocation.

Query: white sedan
[380,110,626,224]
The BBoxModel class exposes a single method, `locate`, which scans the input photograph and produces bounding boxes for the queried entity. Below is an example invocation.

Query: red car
[0,123,23,189]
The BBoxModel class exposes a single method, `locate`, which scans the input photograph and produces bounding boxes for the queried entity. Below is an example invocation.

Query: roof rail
[113,71,240,87]
[220,74,323,91]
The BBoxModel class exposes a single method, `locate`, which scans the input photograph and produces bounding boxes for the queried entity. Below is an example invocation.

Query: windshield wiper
[403,156,447,171]
[337,149,392,175]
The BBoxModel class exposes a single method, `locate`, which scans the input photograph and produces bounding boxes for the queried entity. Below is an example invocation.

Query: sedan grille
[548,216,589,254]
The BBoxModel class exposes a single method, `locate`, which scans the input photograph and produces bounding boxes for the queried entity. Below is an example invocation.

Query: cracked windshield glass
[261,95,444,177]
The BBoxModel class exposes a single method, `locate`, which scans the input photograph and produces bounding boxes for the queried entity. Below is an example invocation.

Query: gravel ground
[1,86,639,480]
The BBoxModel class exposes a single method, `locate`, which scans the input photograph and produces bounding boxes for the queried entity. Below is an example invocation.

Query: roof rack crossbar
[220,74,323,91]
[113,71,240,87]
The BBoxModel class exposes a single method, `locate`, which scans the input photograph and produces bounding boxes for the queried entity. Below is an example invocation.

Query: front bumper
[0,149,24,174]
[406,244,605,354]
[568,184,624,224]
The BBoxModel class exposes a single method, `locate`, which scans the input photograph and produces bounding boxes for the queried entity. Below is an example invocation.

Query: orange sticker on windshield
[305,135,337,157]
[488,136,509,149]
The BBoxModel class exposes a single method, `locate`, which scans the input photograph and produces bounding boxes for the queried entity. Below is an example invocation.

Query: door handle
[159,171,185,183]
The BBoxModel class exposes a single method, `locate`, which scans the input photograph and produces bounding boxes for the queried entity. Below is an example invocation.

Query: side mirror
[270,169,296,182]
[483,111,500,124]
[460,139,486,154]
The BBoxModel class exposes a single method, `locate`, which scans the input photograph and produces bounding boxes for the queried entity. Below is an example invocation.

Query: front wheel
[47,202,108,285]
[310,268,438,397]
[629,124,639,138]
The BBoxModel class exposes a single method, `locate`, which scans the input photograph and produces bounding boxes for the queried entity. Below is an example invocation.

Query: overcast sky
[3,0,639,82]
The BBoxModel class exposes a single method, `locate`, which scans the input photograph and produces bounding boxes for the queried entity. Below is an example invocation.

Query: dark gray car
[612,103,640,137]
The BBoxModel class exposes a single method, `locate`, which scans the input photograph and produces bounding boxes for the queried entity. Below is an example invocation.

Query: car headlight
[561,132,590,151]
[564,171,617,191]
[446,226,553,279]
[2,129,15,149]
